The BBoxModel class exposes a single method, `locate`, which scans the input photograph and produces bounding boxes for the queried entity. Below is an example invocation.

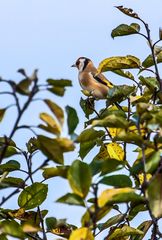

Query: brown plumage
[71,57,113,99]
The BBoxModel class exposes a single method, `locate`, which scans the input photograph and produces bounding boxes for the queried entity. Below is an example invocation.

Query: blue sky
[1,1,162,239]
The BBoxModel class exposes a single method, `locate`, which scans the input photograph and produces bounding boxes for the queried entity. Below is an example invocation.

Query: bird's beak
[71,64,76,67]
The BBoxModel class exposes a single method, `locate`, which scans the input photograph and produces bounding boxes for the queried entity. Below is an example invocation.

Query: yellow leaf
[138,173,152,185]
[69,227,94,240]
[22,223,40,233]
[107,143,124,161]
[130,95,143,103]
[109,128,122,137]
[39,112,61,136]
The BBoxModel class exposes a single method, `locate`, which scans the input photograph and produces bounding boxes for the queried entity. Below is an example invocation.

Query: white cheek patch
[79,58,85,72]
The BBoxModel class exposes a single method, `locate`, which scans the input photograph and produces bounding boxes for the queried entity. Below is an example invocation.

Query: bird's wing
[90,71,113,89]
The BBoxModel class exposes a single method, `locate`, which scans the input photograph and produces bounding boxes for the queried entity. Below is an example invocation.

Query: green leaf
[37,135,74,164]
[68,160,92,198]
[48,86,65,96]
[44,99,64,126]
[0,177,25,189]
[47,78,72,87]
[98,187,144,207]
[147,174,162,218]
[97,55,141,73]
[0,220,25,238]
[98,214,125,232]
[0,234,7,240]
[115,6,140,19]
[80,97,94,119]
[100,174,132,187]
[42,166,69,179]
[77,128,104,159]
[114,129,143,146]
[92,114,128,128]
[46,217,57,231]
[39,112,61,136]
[18,182,48,210]
[128,204,147,221]
[66,105,79,135]
[112,69,135,80]
[139,76,159,91]
[107,225,143,240]
[0,108,6,122]
[142,52,162,68]
[111,23,140,38]
[56,193,85,206]
[107,85,136,104]
[16,78,32,95]
[0,160,20,173]
[132,220,152,240]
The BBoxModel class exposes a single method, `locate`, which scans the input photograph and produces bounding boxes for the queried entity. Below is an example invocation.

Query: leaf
[131,220,152,240]
[0,177,25,189]
[107,143,124,160]
[0,220,25,238]
[111,23,140,38]
[44,99,64,126]
[48,86,65,96]
[128,204,147,221]
[37,135,74,164]
[159,27,162,40]
[42,166,68,179]
[39,112,61,136]
[80,97,94,119]
[16,78,32,95]
[18,182,48,210]
[81,205,112,226]
[66,105,79,135]
[147,174,162,218]
[56,193,85,206]
[98,188,144,207]
[69,227,94,240]
[114,129,143,146]
[112,69,135,80]
[107,225,143,240]
[47,78,72,87]
[106,85,136,104]
[100,174,132,188]
[77,128,104,159]
[139,76,159,91]
[92,115,128,128]
[68,160,92,198]
[0,160,20,173]
[97,55,141,73]
[115,6,140,19]
[142,52,162,68]
[0,108,6,122]
[98,214,125,232]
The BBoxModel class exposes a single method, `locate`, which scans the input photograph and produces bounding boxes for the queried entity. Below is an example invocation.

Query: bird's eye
[76,60,80,66]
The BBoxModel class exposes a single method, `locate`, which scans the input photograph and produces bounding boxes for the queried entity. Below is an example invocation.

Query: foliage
[0,5,162,240]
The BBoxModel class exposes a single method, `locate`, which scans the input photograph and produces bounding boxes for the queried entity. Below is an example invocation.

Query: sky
[1,1,162,239]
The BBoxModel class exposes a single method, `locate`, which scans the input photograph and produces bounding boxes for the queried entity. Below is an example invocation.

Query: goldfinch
[71,57,113,99]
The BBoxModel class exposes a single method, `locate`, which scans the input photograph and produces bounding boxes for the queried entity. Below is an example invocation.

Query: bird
[71,57,113,99]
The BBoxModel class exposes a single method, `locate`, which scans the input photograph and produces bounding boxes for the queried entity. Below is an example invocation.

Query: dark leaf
[0,177,25,189]
[56,193,85,206]
[0,109,6,122]
[0,160,20,174]
[66,105,79,135]
[80,97,94,119]
[111,23,140,38]
[115,6,140,19]
[47,79,72,87]
[99,174,132,187]
[98,214,124,232]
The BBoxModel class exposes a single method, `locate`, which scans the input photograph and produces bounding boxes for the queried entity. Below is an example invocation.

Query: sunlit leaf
[92,115,128,128]
[56,193,85,206]
[111,23,140,38]
[97,55,141,73]
[139,76,159,91]
[107,143,124,161]
[100,174,132,187]
[114,129,143,146]
[98,188,144,207]
[107,225,143,240]
[39,112,61,136]
[112,69,135,80]
[68,160,92,198]
[147,174,162,218]
[48,86,65,96]
[18,182,48,210]
[42,166,68,179]
[142,52,162,68]
[66,105,79,135]
[69,227,94,240]
[44,99,64,126]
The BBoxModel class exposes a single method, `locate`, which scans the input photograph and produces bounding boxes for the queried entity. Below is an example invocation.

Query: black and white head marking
[76,57,90,72]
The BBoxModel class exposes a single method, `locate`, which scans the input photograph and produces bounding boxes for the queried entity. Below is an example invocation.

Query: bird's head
[71,57,92,72]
